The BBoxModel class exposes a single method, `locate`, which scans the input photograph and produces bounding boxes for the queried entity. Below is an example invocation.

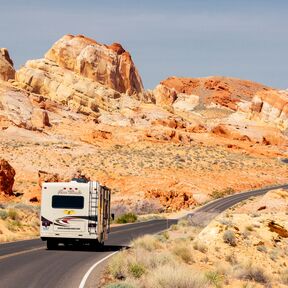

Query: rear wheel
[47,239,58,250]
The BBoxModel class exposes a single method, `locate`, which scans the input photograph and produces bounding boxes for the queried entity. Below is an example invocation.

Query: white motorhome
[40,181,112,249]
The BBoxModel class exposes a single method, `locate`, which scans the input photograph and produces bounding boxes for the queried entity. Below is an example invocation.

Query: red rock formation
[145,189,195,211]
[0,159,16,196]
[154,76,272,110]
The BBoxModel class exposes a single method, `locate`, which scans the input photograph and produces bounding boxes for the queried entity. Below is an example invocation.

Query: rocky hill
[104,188,288,288]
[0,34,287,215]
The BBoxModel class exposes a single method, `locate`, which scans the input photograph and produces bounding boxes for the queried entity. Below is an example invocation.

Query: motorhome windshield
[52,195,84,209]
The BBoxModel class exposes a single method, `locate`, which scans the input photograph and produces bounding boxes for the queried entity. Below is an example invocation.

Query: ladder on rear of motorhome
[88,182,98,234]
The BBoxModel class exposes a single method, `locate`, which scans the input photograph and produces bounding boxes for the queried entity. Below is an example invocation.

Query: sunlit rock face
[15,34,144,114]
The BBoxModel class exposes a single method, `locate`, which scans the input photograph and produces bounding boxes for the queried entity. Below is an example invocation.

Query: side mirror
[111,213,115,221]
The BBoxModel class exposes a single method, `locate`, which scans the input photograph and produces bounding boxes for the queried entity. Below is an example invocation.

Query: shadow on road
[48,244,129,252]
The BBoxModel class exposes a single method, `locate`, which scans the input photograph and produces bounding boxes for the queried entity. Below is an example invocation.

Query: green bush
[116,213,137,224]
[209,187,235,199]
[0,210,8,220]
[7,220,22,231]
[205,271,223,288]
[128,262,146,278]
[8,209,19,220]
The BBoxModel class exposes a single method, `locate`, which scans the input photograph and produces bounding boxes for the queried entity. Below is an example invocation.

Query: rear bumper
[41,236,98,242]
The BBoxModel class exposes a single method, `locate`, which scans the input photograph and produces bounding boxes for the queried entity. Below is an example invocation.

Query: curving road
[1,183,287,288]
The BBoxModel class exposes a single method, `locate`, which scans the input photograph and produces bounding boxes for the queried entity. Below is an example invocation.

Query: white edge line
[79,251,119,288]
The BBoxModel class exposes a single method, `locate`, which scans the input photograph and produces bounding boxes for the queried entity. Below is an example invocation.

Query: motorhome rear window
[52,196,84,209]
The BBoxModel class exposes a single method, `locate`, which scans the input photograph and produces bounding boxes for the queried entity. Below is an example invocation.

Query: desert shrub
[205,271,223,288]
[7,220,22,231]
[133,235,161,252]
[134,247,174,270]
[147,264,208,288]
[256,245,267,253]
[156,231,169,242]
[116,213,137,224]
[177,218,189,227]
[215,263,232,277]
[128,262,146,279]
[0,210,8,220]
[269,248,279,261]
[245,225,254,232]
[8,209,19,220]
[193,241,208,253]
[209,187,235,199]
[105,283,135,288]
[281,268,288,285]
[170,224,179,231]
[225,253,238,265]
[172,243,193,264]
[223,230,237,246]
[236,263,270,284]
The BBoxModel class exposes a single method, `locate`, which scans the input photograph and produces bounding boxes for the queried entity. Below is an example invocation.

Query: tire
[47,239,58,250]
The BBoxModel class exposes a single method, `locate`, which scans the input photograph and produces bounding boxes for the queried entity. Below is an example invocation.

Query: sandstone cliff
[14,34,144,114]
[250,90,288,130]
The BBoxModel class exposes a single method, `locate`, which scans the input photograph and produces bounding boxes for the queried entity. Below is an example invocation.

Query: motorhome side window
[52,196,84,209]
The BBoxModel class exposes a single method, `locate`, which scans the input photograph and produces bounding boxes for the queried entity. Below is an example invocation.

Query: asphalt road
[1,183,287,288]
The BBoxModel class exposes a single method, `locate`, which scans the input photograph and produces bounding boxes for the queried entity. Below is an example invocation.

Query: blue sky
[1,0,287,89]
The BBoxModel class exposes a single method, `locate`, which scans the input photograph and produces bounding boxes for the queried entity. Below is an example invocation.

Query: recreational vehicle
[40,181,112,249]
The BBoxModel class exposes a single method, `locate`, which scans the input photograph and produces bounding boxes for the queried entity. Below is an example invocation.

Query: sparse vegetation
[172,243,193,263]
[209,187,235,199]
[0,210,8,220]
[205,271,223,288]
[115,213,137,224]
[281,268,288,285]
[223,230,237,246]
[193,241,208,253]
[236,263,271,284]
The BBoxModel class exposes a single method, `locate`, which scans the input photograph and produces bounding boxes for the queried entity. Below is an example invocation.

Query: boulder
[0,48,15,81]
[0,159,15,196]
[31,108,50,129]
[38,170,60,188]
[250,90,288,130]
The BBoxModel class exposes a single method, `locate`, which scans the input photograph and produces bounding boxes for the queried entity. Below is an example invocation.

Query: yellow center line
[0,246,45,261]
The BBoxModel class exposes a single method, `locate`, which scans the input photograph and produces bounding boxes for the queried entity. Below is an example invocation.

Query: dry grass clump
[172,242,194,264]
[281,268,288,285]
[192,240,208,253]
[132,235,162,252]
[235,262,271,285]
[146,264,209,288]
